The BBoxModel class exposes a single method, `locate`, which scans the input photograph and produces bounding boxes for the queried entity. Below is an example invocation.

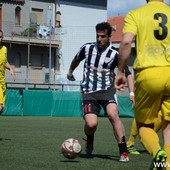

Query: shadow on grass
[60,160,80,163]
[0,138,11,141]
[138,149,149,154]
[79,153,119,160]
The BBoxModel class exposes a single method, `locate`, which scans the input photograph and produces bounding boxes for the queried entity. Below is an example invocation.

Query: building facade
[1,0,61,90]
[0,0,107,90]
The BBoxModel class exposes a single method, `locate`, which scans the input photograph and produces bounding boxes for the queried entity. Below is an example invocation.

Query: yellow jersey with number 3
[0,46,7,84]
[123,1,170,70]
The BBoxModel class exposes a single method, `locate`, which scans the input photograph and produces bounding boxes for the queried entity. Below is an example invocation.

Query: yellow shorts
[134,67,170,124]
[0,84,6,106]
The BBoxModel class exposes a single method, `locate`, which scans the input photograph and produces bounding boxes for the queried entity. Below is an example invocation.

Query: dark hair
[95,22,112,36]
[0,30,3,34]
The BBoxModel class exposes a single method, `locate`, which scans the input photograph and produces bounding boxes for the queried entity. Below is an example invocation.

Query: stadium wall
[2,90,134,117]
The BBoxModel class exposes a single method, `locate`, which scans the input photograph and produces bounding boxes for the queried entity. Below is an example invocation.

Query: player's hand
[10,69,16,81]
[129,93,135,107]
[115,72,126,91]
[67,72,75,81]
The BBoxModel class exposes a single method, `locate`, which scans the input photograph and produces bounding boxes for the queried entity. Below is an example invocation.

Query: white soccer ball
[61,138,82,159]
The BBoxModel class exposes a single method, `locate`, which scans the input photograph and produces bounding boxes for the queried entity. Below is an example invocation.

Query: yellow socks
[164,144,170,170]
[127,119,138,146]
[139,127,161,157]
[154,112,162,133]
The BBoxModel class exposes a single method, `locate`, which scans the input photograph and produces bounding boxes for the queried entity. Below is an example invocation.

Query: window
[31,8,43,25]
[15,6,21,25]
[30,13,37,25]
[30,54,42,69]
[14,52,21,72]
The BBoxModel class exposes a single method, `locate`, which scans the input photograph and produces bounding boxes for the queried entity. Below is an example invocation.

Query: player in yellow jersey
[0,30,16,114]
[115,0,170,169]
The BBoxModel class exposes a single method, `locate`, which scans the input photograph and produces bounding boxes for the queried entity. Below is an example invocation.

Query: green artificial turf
[0,116,163,170]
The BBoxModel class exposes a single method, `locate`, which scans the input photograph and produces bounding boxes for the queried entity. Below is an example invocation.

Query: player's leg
[106,103,129,162]
[135,68,167,169]
[127,113,162,155]
[153,110,162,133]
[82,92,100,155]
[162,119,170,170]
[138,125,167,170]
[127,112,162,155]
[127,118,140,154]
[102,88,129,161]
[127,111,162,154]
[127,119,138,146]
[0,85,5,114]
[161,96,170,170]
[84,113,98,155]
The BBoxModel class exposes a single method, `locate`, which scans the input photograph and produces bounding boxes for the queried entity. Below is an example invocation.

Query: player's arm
[67,44,85,81]
[125,66,135,106]
[5,61,16,81]
[118,33,134,72]
[67,57,80,81]
[115,32,134,90]
[127,74,135,106]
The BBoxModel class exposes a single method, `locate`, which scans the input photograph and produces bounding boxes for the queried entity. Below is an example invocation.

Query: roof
[11,0,25,2]
[107,16,125,43]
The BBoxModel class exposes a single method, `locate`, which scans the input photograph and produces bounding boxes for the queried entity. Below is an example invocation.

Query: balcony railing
[6,82,81,91]
[2,21,62,45]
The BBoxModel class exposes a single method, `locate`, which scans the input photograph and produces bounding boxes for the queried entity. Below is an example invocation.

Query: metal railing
[6,82,130,96]
[6,82,81,91]
[2,21,62,43]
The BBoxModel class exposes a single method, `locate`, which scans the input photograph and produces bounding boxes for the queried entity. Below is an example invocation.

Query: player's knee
[84,113,98,129]
[86,121,97,129]
[108,111,120,122]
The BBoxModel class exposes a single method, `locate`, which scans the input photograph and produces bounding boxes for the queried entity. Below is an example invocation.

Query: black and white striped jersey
[74,42,119,93]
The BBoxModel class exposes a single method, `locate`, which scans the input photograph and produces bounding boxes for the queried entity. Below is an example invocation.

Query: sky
[107,0,170,17]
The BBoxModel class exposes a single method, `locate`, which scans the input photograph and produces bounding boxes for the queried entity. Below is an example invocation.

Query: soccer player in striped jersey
[67,22,129,162]
[115,0,170,169]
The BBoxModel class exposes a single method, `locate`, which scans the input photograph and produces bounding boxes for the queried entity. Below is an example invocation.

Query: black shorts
[82,88,117,116]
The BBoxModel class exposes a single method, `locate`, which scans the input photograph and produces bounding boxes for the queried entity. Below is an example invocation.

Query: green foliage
[21,27,37,37]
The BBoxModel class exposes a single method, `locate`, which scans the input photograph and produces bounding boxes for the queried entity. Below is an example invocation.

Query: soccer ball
[61,138,82,159]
